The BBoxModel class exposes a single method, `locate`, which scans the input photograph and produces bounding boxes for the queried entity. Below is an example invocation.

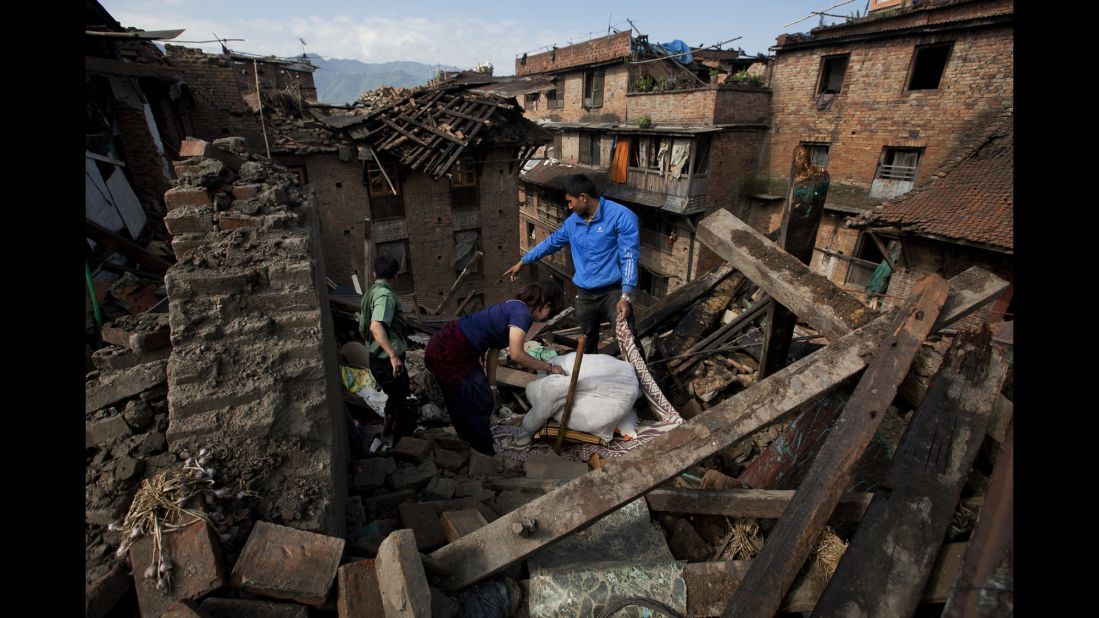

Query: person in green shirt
[360,255,414,444]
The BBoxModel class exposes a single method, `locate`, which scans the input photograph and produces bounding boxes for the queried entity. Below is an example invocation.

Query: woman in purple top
[425,280,566,454]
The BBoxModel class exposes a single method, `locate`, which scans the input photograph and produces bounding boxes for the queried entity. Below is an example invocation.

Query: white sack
[522,353,640,441]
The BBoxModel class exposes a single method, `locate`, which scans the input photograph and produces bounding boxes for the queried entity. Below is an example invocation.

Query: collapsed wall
[162,137,347,535]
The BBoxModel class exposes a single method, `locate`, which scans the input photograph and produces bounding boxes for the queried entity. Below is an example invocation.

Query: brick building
[853,107,1013,326]
[512,31,771,311]
[752,0,1013,297]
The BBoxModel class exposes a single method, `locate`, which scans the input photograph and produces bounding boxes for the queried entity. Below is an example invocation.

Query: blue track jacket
[522,197,639,293]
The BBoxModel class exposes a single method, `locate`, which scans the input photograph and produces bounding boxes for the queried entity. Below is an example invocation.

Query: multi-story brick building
[753,0,1013,298]
[512,31,771,311]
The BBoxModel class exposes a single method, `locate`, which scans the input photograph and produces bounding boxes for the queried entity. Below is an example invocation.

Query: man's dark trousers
[574,283,643,355]
[369,353,416,443]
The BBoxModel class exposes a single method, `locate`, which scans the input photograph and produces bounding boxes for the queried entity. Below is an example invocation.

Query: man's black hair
[564,174,600,199]
[374,255,400,280]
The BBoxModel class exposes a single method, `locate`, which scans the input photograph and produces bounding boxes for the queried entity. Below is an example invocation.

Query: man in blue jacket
[504,174,642,354]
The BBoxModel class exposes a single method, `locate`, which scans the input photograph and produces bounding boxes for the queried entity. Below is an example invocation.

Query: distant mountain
[306,55,460,105]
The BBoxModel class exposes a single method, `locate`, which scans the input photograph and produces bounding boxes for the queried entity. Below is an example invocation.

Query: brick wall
[523,65,630,124]
[764,25,1013,205]
[806,0,1011,41]
[293,154,369,287]
[163,146,346,536]
[515,31,631,76]
[166,45,318,150]
[707,130,768,216]
[110,99,172,231]
[626,86,771,126]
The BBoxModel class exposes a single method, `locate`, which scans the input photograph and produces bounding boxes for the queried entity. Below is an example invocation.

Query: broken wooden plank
[812,325,1009,617]
[495,366,536,388]
[433,251,483,314]
[760,146,829,378]
[427,269,1001,592]
[723,274,950,618]
[645,487,871,522]
[697,209,871,342]
[942,419,1014,618]
[440,509,488,543]
[663,273,747,357]
[669,295,770,376]
[736,389,847,489]
[86,218,173,275]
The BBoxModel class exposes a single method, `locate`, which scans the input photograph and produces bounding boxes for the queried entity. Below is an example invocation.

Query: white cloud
[105,9,577,75]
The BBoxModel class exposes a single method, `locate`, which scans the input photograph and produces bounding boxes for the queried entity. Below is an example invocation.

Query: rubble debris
[129,519,225,618]
[85,359,167,413]
[397,502,448,550]
[230,520,345,606]
[199,597,310,618]
[162,600,216,618]
[391,436,432,464]
[85,564,132,618]
[441,509,488,543]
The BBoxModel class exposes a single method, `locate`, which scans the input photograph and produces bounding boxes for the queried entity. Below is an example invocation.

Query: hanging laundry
[669,139,691,179]
[610,139,630,183]
[656,139,670,176]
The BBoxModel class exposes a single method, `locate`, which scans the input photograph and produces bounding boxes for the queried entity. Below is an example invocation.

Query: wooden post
[553,335,586,454]
[760,145,829,378]
[942,418,1014,618]
[722,274,950,618]
[812,325,1009,617]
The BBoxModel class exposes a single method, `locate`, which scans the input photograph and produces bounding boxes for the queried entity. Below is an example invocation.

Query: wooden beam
[760,145,829,378]
[86,219,173,275]
[669,296,769,376]
[723,274,951,618]
[645,487,871,521]
[426,269,1004,592]
[813,326,1009,617]
[736,389,847,489]
[865,230,898,274]
[495,366,537,389]
[942,419,1014,618]
[433,251,483,314]
[698,209,872,342]
[85,55,183,80]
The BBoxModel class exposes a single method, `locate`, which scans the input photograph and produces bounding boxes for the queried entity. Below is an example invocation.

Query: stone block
[440,508,488,543]
[492,490,536,516]
[164,187,212,212]
[422,476,456,501]
[91,344,172,372]
[397,503,447,551]
[363,490,416,520]
[86,415,132,448]
[336,559,385,618]
[433,447,469,472]
[467,450,502,477]
[375,529,432,617]
[389,460,438,490]
[213,137,248,154]
[86,360,168,413]
[391,437,432,464]
[230,520,345,607]
[668,518,711,562]
[129,519,225,618]
[353,459,391,491]
[453,479,483,498]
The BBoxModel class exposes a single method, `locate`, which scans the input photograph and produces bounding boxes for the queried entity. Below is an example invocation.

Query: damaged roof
[316,82,551,179]
[859,107,1013,252]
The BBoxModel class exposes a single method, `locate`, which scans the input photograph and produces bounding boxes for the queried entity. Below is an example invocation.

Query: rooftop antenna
[783,0,857,28]
[607,12,613,34]
[299,37,308,58]
[212,32,229,55]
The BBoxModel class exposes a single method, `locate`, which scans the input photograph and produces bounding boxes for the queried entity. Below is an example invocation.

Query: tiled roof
[863,108,1012,252]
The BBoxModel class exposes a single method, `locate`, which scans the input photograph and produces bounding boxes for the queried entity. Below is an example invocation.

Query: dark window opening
[365,159,404,220]
[639,213,676,254]
[908,43,952,90]
[583,69,604,109]
[875,147,921,181]
[525,222,536,247]
[802,142,830,169]
[638,268,669,298]
[454,228,482,279]
[524,92,539,111]
[375,240,414,293]
[547,87,564,109]
[551,132,563,159]
[579,133,601,166]
[692,136,712,175]
[817,55,849,94]
[450,156,479,211]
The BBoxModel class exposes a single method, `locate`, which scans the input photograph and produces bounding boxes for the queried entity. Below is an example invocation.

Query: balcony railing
[625,168,709,198]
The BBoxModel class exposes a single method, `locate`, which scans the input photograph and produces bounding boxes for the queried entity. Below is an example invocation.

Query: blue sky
[100,0,864,73]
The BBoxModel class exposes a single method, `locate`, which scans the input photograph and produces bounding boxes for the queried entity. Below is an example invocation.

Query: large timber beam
[645,487,871,522]
[427,270,1002,591]
[723,274,951,618]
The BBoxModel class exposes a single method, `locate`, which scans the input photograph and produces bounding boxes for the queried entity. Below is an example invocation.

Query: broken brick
[391,437,432,464]
[86,415,132,448]
[454,479,483,498]
[92,344,172,372]
[440,508,488,543]
[165,205,216,236]
[467,450,502,477]
[179,138,211,158]
[231,183,261,200]
[423,476,456,501]
[433,448,469,472]
[375,529,432,617]
[353,459,391,491]
[336,559,385,618]
[398,503,448,551]
[130,519,225,618]
[217,212,260,231]
[164,187,212,212]
[230,520,345,607]
[86,564,132,618]
[85,360,167,413]
[100,314,171,353]
[389,460,438,490]
[200,598,309,618]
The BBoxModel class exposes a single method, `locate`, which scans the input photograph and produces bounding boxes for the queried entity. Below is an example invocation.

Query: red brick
[390,436,431,464]
[174,163,205,178]
[164,187,212,212]
[86,564,132,618]
[217,212,260,230]
[336,559,385,618]
[165,206,215,236]
[232,183,261,200]
[179,138,211,158]
[397,502,448,551]
[129,519,225,618]
[440,508,487,543]
[230,520,345,607]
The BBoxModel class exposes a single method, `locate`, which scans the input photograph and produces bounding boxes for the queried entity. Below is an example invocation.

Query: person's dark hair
[564,174,599,199]
[516,279,564,315]
[374,255,399,280]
